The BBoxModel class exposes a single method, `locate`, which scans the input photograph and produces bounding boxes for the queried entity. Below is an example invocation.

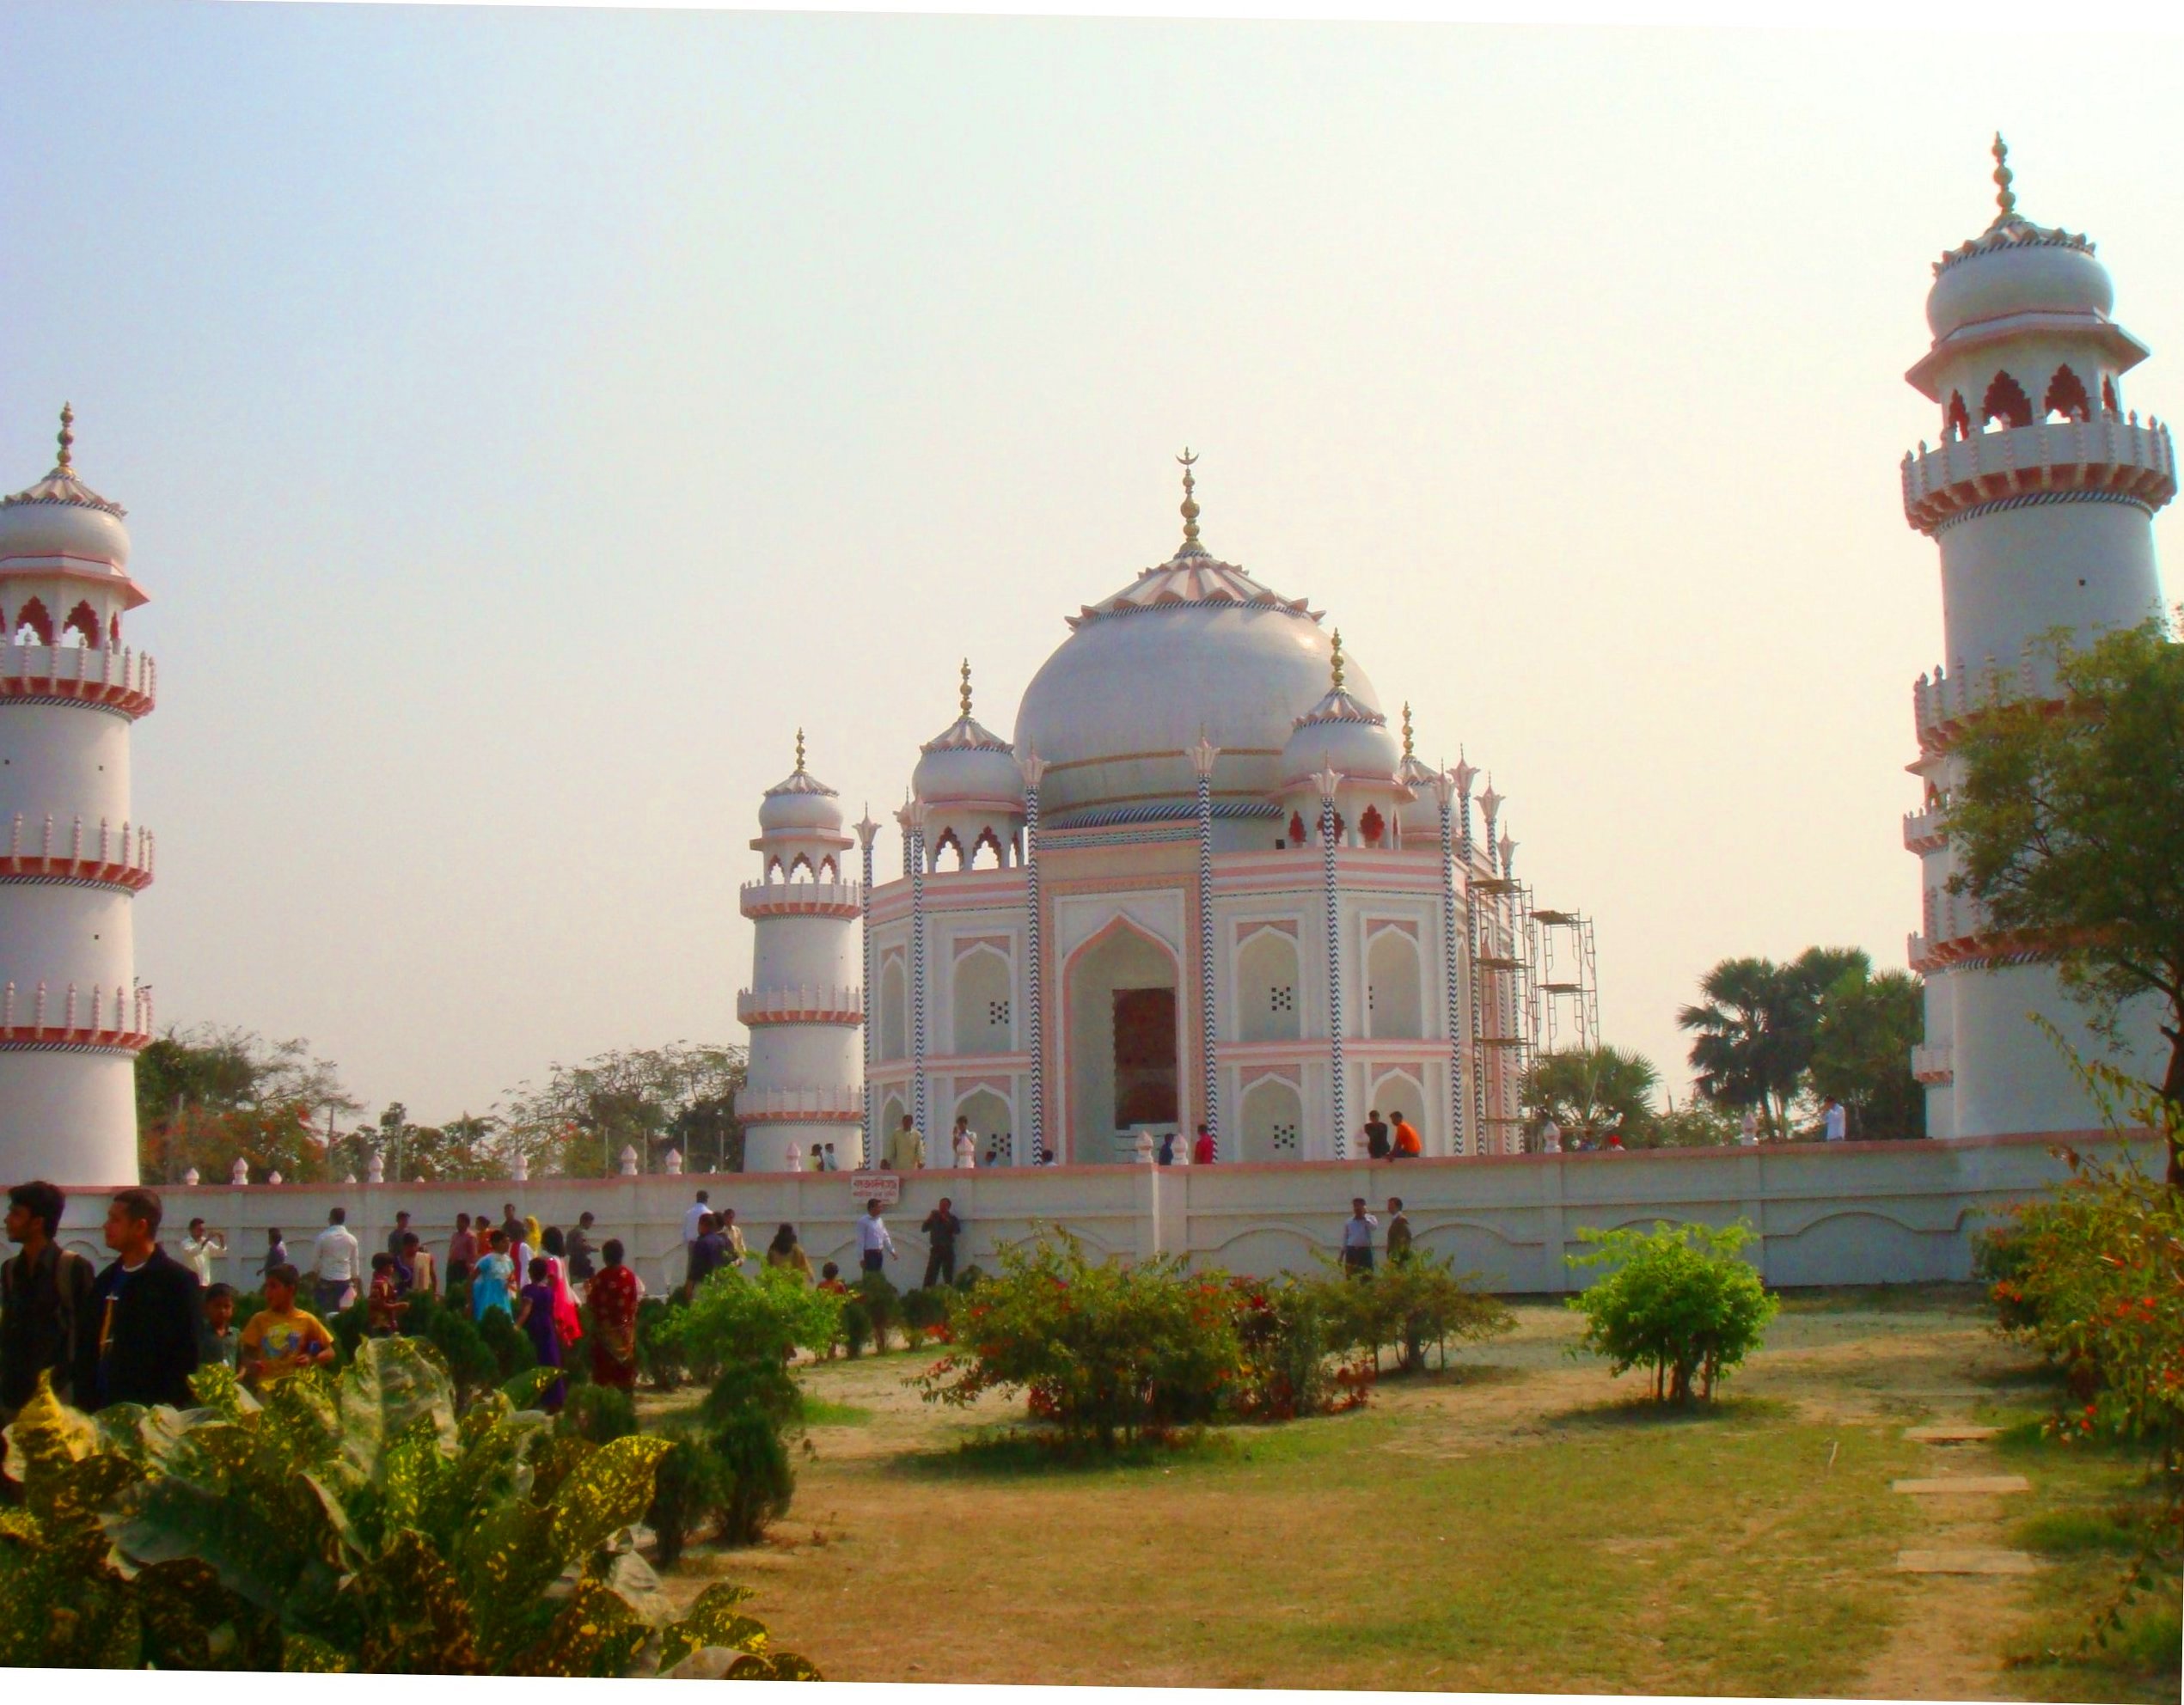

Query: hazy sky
[3,3,2177,1126]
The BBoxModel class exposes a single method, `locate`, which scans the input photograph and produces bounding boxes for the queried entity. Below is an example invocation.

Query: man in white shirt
[1340,1198,1378,1275]
[951,1117,976,1170]
[310,1207,361,1316]
[682,1190,712,1253]
[1738,1109,1760,1146]
[857,1200,896,1277]
[1822,1098,1848,1143]
[180,1217,226,1286]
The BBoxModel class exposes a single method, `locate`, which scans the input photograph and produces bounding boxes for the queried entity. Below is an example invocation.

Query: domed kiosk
[748,455,1568,1170]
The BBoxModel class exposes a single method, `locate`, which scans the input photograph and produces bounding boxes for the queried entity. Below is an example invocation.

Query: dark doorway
[1113,987,1178,1128]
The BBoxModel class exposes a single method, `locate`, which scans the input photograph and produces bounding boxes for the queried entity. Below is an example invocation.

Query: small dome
[1280,632,1403,791]
[0,408,131,569]
[759,731,844,834]
[913,663,1025,810]
[1394,707,1443,838]
[1925,139,2113,340]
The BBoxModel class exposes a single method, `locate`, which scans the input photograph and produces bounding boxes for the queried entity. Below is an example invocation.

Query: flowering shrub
[1566,1220,1777,1402]
[915,1229,1245,1447]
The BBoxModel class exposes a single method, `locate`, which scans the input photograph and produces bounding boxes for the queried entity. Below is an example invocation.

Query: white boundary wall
[52,1132,2156,1298]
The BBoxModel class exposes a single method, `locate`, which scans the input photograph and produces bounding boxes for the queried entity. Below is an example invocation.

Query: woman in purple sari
[512,1256,566,1413]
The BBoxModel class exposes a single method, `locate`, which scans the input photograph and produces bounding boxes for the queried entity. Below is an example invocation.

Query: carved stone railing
[1901,415,2175,535]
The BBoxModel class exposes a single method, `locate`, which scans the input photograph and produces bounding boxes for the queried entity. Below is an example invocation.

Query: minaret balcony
[0,978,153,1050]
[739,879,861,920]
[737,986,864,1027]
[2,812,155,890]
[0,643,156,718]
[1900,416,2175,535]
[1910,1042,1954,1085]
[1901,808,1947,855]
[1911,656,2050,753]
[735,1084,866,1125]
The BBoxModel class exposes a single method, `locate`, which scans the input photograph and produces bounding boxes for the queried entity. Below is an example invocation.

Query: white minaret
[0,407,158,1185]
[736,731,864,1171]
[1901,140,2174,1138]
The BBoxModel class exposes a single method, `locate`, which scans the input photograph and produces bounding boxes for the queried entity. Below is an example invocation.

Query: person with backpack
[3,1179,95,1421]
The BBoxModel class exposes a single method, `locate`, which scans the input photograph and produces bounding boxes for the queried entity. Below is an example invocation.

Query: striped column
[854,810,879,1167]
[1017,749,1047,1168]
[1313,764,1347,1159]
[1453,761,1484,1151]
[1432,772,1467,1157]
[909,804,928,1146]
[1190,736,1220,1159]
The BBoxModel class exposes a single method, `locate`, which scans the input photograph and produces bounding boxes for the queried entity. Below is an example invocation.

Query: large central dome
[1012,468,1380,822]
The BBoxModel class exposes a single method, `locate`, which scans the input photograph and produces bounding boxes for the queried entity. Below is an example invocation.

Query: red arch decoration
[2042,365,2092,423]
[1981,371,2034,431]
[1359,804,1386,847]
[2102,376,2120,416]
[61,601,100,647]
[1942,391,1972,441]
[11,598,52,646]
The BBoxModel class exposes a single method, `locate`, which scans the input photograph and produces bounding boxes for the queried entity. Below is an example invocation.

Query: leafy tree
[1945,618,2184,1184]
[1567,1221,1778,1402]
[134,1025,360,1182]
[1679,948,1869,1138]
[1523,1045,1661,1146]
[1809,967,1926,1140]
[333,1103,510,1182]
[1645,1098,1740,1148]
[503,1042,747,1178]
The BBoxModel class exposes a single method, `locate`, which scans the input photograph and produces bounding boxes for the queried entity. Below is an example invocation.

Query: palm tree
[1524,1045,1661,1146]
[1679,949,1874,1137]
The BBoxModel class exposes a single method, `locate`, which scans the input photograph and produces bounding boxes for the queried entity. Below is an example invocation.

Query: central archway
[1064,917,1181,1164]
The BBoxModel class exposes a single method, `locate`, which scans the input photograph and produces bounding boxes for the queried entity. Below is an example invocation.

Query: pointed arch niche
[1365,923,1425,1039]
[1238,1072,1304,1164]
[951,941,1012,1056]
[1236,923,1301,1042]
[1064,915,1180,1162]
[878,953,908,1063]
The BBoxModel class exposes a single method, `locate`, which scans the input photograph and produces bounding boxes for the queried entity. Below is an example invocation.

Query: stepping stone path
[1894,1548,2039,1575]
[1888,1425,2040,1581]
[1902,1425,2000,1444]
[1891,1475,2031,1495]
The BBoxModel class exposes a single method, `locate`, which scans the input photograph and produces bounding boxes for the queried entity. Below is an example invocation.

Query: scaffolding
[1530,907,1600,1056]
[1470,874,1533,1153]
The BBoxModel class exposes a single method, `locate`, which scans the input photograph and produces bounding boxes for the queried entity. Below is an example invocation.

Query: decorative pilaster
[1432,769,1466,1157]
[1453,757,1484,1149]
[1190,733,1220,1159]
[910,804,928,1145]
[1314,761,1347,1160]
[854,807,880,1168]
[1017,747,1048,1168]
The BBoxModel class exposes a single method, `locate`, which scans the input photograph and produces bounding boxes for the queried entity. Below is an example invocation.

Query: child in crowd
[471,1230,515,1319]
[198,1282,241,1370]
[816,1261,847,1295]
[513,1256,566,1413]
[367,1252,407,1336]
[239,1263,336,1388]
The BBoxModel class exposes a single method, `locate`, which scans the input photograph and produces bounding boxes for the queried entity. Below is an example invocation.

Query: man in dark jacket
[3,1179,95,1418]
[77,1187,202,1410]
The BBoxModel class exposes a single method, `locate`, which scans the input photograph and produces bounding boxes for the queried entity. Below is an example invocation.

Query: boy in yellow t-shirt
[239,1262,337,1387]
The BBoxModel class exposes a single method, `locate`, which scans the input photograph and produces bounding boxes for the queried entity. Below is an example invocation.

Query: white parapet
[1900,415,2175,534]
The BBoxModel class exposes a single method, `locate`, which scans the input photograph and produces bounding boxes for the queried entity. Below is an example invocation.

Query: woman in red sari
[589,1238,641,1390]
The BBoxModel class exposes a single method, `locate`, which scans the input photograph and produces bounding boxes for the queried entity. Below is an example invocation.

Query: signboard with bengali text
[848,1170,902,1206]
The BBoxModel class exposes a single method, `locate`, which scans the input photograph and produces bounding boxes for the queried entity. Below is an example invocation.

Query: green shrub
[564,1381,639,1445]
[837,1299,873,1359]
[1228,1274,1340,1419]
[419,1295,500,1408]
[645,1422,736,1568]
[853,1271,902,1351]
[1566,1220,1777,1402]
[918,1228,1244,1447]
[1376,1252,1517,1372]
[709,1406,797,1546]
[0,1351,817,1676]
[636,1296,687,1389]
[680,1266,842,1374]
[899,1285,949,1341]
[951,1263,988,1291]
[474,1303,538,1383]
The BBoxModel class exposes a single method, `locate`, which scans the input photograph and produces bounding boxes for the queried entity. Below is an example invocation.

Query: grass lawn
[651,1285,2181,1700]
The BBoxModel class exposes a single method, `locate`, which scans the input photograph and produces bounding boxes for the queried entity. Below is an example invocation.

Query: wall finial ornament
[959,657,973,720]
[56,402,74,473]
[1990,131,2016,224]
[794,727,806,773]
[1177,447,1202,551]
[1401,701,1415,759]
[1330,627,1345,693]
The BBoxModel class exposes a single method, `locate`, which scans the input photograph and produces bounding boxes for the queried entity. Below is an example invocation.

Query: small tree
[1946,618,2184,1185]
[1567,1221,1778,1403]
[1524,1045,1661,1146]
[1808,966,1925,1140]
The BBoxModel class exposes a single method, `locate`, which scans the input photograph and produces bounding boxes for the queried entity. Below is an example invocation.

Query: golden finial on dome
[959,657,973,720]
[1402,701,1415,759]
[794,727,806,773]
[1990,132,2016,224]
[56,403,74,473]
[1330,628,1345,693]
[1177,447,1202,550]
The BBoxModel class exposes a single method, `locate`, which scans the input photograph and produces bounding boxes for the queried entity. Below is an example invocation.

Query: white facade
[735,736,864,1171]
[823,464,1538,1170]
[1902,142,2173,1137]
[0,409,157,1186]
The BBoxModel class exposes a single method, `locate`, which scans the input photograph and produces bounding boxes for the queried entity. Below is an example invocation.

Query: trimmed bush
[565,1380,639,1445]
[853,1271,902,1352]
[1567,1220,1777,1402]
[837,1299,873,1359]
